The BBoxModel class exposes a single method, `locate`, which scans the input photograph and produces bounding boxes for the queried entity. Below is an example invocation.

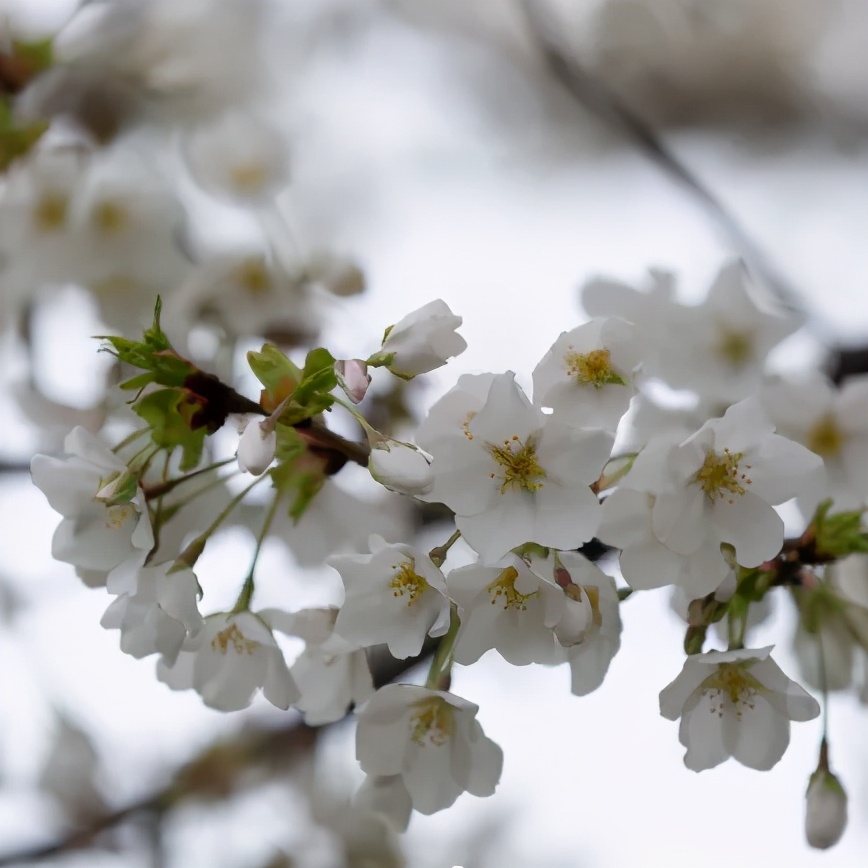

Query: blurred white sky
[1,2,868,867]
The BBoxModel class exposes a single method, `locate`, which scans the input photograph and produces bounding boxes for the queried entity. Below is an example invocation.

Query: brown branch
[521,0,805,317]
[0,649,428,866]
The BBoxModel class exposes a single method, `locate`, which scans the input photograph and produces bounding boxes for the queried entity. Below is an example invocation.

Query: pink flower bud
[335,359,371,404]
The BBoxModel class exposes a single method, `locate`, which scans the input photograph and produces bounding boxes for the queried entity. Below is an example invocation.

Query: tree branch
[521,0,805,317]
[0,649,428,866]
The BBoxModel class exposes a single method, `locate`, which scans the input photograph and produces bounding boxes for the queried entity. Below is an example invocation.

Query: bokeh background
[1,1,867,866]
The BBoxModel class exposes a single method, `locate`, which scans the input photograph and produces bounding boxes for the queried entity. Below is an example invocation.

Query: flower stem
[175,476,267,570]
[429,530,461,568]
[111,426,150,454]
[231,492,282,614]
[425,605,460,691]
[142,457,236,500]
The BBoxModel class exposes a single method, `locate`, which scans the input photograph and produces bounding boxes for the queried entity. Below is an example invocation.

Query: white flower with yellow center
[156,611,298,712]
[532,316,639,430]
[599,487,731,599]
[31,427,154,587]
[661,261,802,405]
[762,372,868,513]
[651,397,823,568]
[423,373,613,561]
[447,555,569,666]
[659,646,820,771]
[355,684,503,815]
[330,536,450,659]
[183,109,289,203]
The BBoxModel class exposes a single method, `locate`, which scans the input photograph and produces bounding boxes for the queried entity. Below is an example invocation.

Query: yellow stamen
[486,436,546,494]
[211,623,260,655]
[488,565,537,611]
[692,447,751,504]
[229,162,268,194]
[563,347,626,390]
[701,663,762,720]
[34,193,68,231]
[716,329,754,368]
[807,414,843,458]
[92,200,128,235]
[236,258,271,295]
[389,559,429,606]
[409,696,454,746]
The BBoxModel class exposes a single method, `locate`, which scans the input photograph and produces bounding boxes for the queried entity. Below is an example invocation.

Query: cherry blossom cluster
[29,262,868,848]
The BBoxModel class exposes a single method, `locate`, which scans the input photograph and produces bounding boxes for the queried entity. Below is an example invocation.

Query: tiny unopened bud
[237,420,277,475]
[335,359,371,404]
[368,439,433,496]
[95,469,138,506]
[554,586,594,646]
[806,767,848,850]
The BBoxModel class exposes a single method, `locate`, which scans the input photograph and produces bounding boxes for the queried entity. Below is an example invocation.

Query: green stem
[143,457,235,500]
[157,469,242,525]
[231,493,282,614]
[111,427,150,454]
[817,628,829,744]
[425,605,460,691]
[726,599,748,651]
[429,530,461,568]
[175,476,267,570]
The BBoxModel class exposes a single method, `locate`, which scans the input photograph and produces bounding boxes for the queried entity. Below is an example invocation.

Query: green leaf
[247,344,302,403]
[134,388,207,472]
[0,98,48,171]
[119,371,158,391]
[269,428,327,521]
[812,499,868,560]
[11,37,54,76]
[98,299,195,387]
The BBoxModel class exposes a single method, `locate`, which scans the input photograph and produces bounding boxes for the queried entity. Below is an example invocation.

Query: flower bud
[368,440,433,496]
[335,359,371,404]
[369,299,466,379]
[236,419,277,475]
[805,767,848,850]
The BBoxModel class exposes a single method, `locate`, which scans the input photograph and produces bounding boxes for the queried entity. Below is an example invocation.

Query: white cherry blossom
[31,427,154,587]
[660,261,802,407]
[553,551,623,696]
[355,775,413,833]
[331,537,450,659]
[599,487,731,599]
[101,559,204,664]
[423,373,612,561]
[762,372,868,512]
[532,316,639,430]
[355,684,502,815]
[447,555,568,666]
[373,299,467,379]
[659,646,820,771]
[264,607,374,725]
[157,610,298,711]
[183,110,289,203]
[650,397,823,568]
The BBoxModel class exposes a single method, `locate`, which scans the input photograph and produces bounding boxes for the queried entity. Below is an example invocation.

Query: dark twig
[521,0,805,317]
[0,649,428,866]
